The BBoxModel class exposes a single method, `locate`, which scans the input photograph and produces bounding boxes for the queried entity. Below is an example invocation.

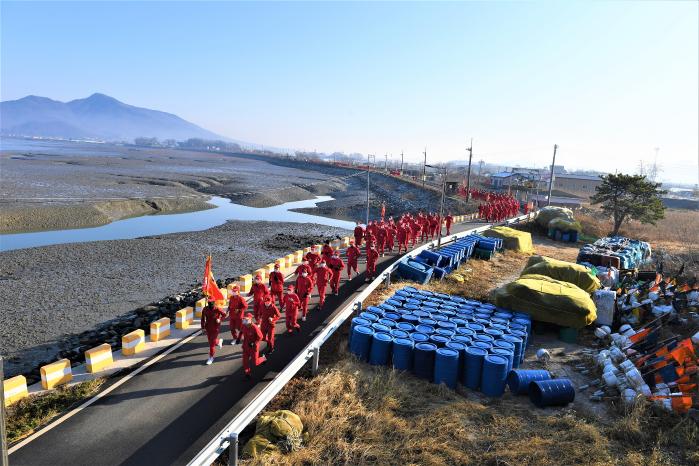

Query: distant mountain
[0,93,227,142]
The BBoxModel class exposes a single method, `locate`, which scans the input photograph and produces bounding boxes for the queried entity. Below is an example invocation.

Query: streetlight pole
[547,144,558,206]
[422,148,427,188]
[366,154,371,225]
[400,151,404,176]
[465,138,473,201]
[426,164,448,247]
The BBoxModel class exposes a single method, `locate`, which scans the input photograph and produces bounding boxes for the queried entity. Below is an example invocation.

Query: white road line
[8,329,203,455]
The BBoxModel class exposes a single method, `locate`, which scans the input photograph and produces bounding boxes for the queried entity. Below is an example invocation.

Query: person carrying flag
[201,300,226,365]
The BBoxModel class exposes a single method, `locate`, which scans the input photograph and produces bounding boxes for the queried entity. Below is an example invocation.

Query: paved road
[10,221,486,466]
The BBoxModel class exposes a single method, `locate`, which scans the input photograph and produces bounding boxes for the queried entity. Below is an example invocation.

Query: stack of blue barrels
[349,286,533,397]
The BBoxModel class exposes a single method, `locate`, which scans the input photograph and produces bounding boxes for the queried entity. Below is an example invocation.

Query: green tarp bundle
[547,217,582,232]
[490,274,597,329]
[522,255,601,293]
[483,226,535,254]
[535,206,575,229]
[243,410,305,459]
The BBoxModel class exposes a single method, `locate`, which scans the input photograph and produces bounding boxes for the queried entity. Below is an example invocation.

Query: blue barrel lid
[366,306,384,315]
[360,312,379,321]
[456,327,476,336]
[379,303,397,312]
[484,328,504,338]
[509,322,527,331]
[402,314,420,323]
[372,323,390,333]
[449,318,467,326]
[422,300,439,308]
[373,332,393,342]
[384,312,401,321]
[435,292,450,299]
[490,317,509,325]
[415,342,437,351]
[473,341,492,350]
[410,332,429,342]
[396,322,415,331]
[510,329,527,338]
[474,313,492,320]
[379,318,397,327]
[494,340,515,350]
[450,296,467,304]
[413,310,430,318]
[467,323,485,332]
[418,317,437,326]
[429,335,450,345]
[355,325,374,335]
[402,286,418,293]
[432,314,448,322]
[484,354,508,366]
[466,346,488,357]
[390,329,409,339]
[394,337,414,347]
[415,324,435,334]
[494,311,513,319]
[386,299,403,307]
[491,347,513,358]
[489,323,509,331]
[394,289,411,297]
[474,334,495,343]
[406,299,421,305]
[502,334,523,344]
[440,309,456,317]
[446,341,466,351]
[480,303,496,310]
[351,317,371,326]
[437,321,457,329]
[474,318,491,326]
[435,328,455,337]
[436,347,459,358]
[452,335,472,345]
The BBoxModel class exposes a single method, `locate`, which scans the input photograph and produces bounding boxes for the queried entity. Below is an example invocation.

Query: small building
[445,175,463,193]
[553,174,603,197]
[489,172,519,188]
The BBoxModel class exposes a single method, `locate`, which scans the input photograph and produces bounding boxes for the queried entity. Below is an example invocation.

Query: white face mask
[302,273,308,277]
[254,279,260,284]
[243,319,251,326]
[320,264,326,268]
[274,267,280,271]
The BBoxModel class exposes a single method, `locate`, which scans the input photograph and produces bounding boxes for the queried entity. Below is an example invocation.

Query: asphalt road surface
[9,221,487,466]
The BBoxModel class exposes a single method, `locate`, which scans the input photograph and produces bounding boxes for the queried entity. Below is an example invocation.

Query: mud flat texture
[0,221,350,378]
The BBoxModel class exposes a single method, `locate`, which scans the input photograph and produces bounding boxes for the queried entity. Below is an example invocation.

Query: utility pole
[422,148,427,188]
[384,153,388,172]
[478,160,484,186]
[366,154,371,225]
[437,167,447,247]
[547,144,558,206]
[400,151,404,176]
[465,138,473,201]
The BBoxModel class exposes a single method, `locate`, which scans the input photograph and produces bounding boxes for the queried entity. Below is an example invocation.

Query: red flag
[203,255,224,301]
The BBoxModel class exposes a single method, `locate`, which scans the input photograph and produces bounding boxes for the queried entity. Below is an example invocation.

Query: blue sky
[2,1,697,184]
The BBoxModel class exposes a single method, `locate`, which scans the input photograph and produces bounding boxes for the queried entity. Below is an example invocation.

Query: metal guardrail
[188,211,538,466]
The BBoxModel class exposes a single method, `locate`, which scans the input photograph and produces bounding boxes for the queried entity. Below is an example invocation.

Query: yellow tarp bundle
[483,226,534,254]
[535,206,575,229]
[522,255,600,293]
[243,410,305,459]
[490,274,597,329]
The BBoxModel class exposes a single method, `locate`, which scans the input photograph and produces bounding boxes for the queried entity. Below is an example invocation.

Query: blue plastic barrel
[384,312,401,321]
[403,303,420,311]
[396,322,414,332]
[474,312,492,320]
[474,318,491,326]
[379,303,396,312]
[410,332,429,343]
[402,314,420,326]
[437,321,457,330]
[349,317,371,345]
[360,312,379,322]
[441,309,456,317]
[450,296,467,304]
[481,354,509,397]
[529,378,575,407]
[417,289,434,297]
[431,314,448,322]
[446,341,466,381]
[506,369,551,395]
[473,341,492,351]
[452,335,472,346]
[435,328,455,338]
[412,310,430,318]
[372,323,391,333]
[510,329,528,357]
[392,338,414,370]
[415,324,435,335]
[418,317,437,326]
[494,311,513,320]
[378,318,397,329]
[386,299,403,307]
[490,317,509,326]
[390,329,409,339]
[394,289,411,298]
[350,325,374,361]
[429,334,450,347]
[413,342,437,381]
[491,347,514,374]
[434,348,460,389]
[501,335,524,368]
[456,327,475,337]
[467,323,485,333]
[369,333,393,366]
[464,347,488,389]
[489,323,509,332]
[449,318,467,327]
[474,334,495,343]
[480,303,496,311]
[435,292,450,299]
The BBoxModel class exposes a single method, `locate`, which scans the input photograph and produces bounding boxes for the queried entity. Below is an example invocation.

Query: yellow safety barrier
[122,329,146,356]
[303,247,311,255]
[3,375,28,406]
[342,237,351,247]
[40,359,72,390]
[294,250,304,263]
[85,343,113,373]
[265,263,276,275]
[150,317,171,342]
[238,274,252,293]
[176,306,194,329]
[331,239,341,250]
[253,268,267,282]
[216,288,228,308]
[195,298,206,318]
[284,254,294,269]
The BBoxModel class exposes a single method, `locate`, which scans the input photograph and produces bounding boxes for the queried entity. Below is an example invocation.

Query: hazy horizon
[2,1,697,184]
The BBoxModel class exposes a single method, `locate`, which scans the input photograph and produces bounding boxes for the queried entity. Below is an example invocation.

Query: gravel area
[0,221,349,378]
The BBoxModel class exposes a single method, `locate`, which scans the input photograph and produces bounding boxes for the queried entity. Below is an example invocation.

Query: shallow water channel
[0,196,354,252]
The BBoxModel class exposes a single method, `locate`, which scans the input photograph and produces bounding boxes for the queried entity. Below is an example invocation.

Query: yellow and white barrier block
[238,274,252,293]
[176,306,194,329]
[85,343,113,373]
[4,375,28,406]
[303,247,311,255]
[216,288,228,308]
[342,237,351,247]
[150,317,171,342]
[294,250,304,263]
[122,329,146,356]
[40,359,72,390]
[195,298,206,319]
[331,239,341,250]
[286,253,295,268]
[265,263,276,275]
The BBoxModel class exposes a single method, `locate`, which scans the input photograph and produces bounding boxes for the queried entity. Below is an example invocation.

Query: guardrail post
[228,432,239,466]
[311,347,320,375]
[354,300,362,314]
[384,271,391,287]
